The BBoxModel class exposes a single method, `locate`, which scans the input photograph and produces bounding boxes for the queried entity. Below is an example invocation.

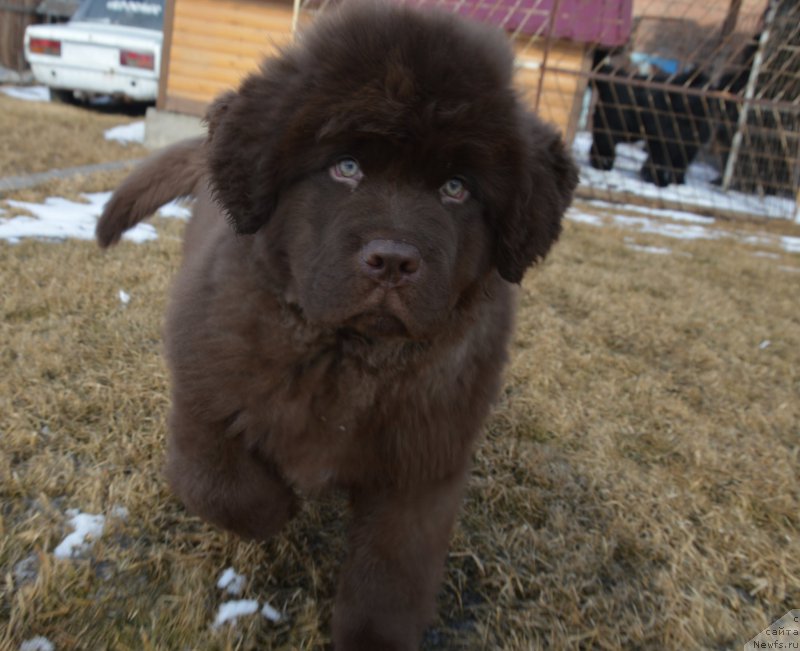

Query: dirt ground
[1,90,799,651]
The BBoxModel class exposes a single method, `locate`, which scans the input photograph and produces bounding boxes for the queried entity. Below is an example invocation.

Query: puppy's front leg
[333,473,468,651]
[166,400,297,541]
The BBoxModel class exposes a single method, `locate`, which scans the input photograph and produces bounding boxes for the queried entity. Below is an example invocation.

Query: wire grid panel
[580,0,799,220]
[297,0,799,220]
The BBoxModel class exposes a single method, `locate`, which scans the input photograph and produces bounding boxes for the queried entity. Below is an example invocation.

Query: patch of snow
[612,142,648,173]
[217,567,247,596]
[739,234,775,248]
[210,571,284,628]
[54,510,105,559]
[104,121,145,145]
[572,131,797,221]
[572,131,593,156]
[157,200,192,220]
[0,192,193,244]
[752,251,780,259]
[759,340,771,350]
[19,637,55,651]
[566,209,603,226]
[0,192,151,244]
[739,234,800,254]
[779,266,800,273]
[1,86,50,102]
[779,236,800,254]
[627,243,673,255]
[261,601,283,623]
[588,199,715,224]
[570,202,800,258]
[638,221,717,241]
[685,162,721,185]
[611,215,720,241]
[118,290,131,305]
[212,599,260,629]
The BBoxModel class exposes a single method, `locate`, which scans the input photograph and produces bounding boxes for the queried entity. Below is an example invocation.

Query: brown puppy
[97,3,577,649]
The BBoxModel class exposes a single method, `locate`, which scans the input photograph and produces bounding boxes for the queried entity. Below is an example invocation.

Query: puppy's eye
[330,157,363,187]
[440,177,469,204]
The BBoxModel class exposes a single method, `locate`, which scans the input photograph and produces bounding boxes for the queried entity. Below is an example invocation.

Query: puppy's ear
[495,116,578,284]
[205,67,293,234]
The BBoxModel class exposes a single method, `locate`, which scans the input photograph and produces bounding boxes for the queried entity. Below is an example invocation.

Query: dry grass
[1,97,799,650]
[0,93,147,178]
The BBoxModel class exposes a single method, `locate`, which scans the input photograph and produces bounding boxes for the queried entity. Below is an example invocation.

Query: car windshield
[71,0,164,30]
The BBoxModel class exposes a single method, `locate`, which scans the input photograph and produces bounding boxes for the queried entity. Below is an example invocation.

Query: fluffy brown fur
[96,3,577,649]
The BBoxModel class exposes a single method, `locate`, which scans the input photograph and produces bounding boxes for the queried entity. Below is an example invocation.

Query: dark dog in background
[96,3,577,649]
[589,64,713,187]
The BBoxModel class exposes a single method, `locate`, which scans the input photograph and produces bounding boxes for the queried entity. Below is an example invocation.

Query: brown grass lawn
[1,93,799,650]
[0,93,147,178]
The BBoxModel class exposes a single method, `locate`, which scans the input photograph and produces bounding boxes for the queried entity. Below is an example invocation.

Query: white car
[24,0,164,103]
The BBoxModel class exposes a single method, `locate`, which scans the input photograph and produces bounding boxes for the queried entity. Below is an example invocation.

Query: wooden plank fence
[0,0,39,71]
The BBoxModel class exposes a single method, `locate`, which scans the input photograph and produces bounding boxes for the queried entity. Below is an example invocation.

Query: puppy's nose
[359,239,422,284]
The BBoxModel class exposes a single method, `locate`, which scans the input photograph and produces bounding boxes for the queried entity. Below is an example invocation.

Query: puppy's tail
[96,136,206,248]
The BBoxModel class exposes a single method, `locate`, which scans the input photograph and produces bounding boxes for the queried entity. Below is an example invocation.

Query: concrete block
[144,107,205,149]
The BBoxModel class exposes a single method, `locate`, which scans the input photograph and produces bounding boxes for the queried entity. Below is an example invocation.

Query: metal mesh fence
[296,0,800,221]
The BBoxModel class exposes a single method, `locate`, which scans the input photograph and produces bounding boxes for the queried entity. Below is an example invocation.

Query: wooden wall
[514,39,589,142]
[160,0,295,115]
[160,0,589,143]
[0,0,39,71]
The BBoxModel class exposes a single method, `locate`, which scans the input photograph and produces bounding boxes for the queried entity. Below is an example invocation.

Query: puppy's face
[206,4,578,340]
[273,142,494,339]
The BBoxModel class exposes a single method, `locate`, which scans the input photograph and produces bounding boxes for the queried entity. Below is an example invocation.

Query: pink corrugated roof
[418,0,633,46]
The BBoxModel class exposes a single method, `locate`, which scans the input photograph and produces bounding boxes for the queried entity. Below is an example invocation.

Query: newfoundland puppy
[97,3,577,649]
